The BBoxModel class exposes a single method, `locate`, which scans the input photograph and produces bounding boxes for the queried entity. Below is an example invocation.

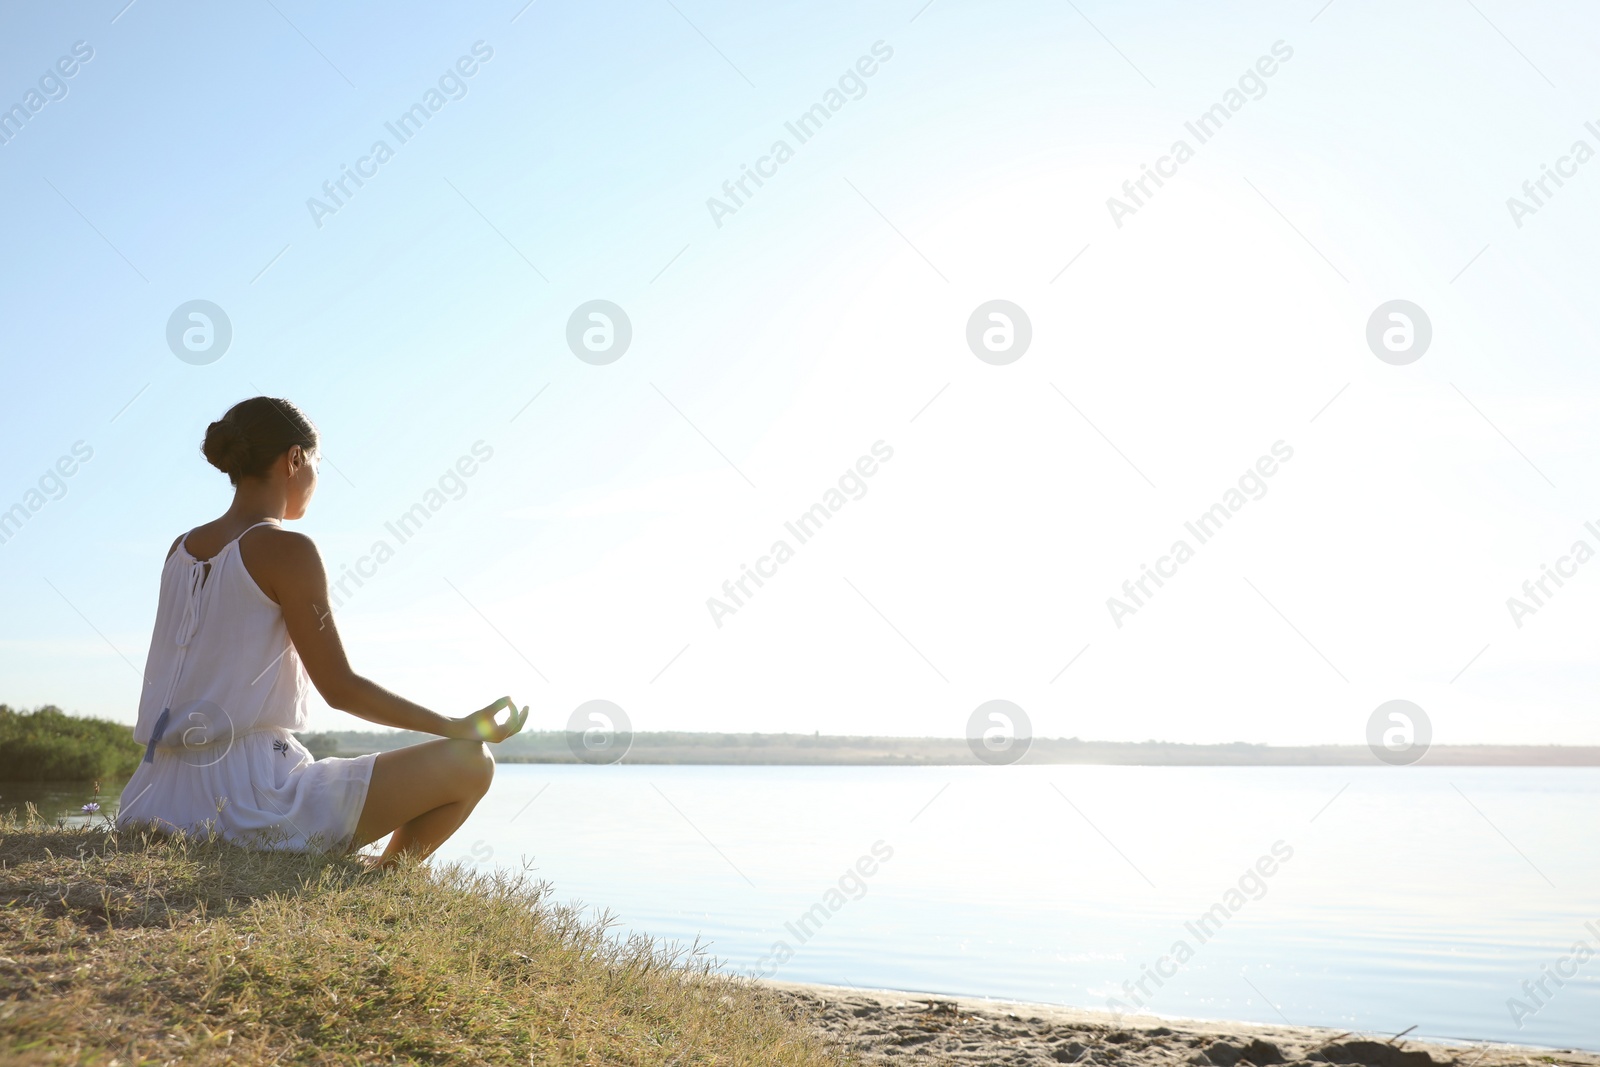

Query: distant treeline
[297,728,1600,766]
[6,708,1599,777]
[0,705,142,781]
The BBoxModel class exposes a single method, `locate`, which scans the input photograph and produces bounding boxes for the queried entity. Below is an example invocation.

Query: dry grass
[0,809,851,1065]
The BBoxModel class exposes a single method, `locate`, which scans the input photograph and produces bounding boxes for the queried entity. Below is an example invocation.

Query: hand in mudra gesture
[454,695,529,744]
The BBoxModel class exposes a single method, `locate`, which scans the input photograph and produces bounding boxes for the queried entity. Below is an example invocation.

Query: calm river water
[436,764,1599,1050]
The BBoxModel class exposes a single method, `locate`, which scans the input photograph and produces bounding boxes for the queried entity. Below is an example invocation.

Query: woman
[116,396,527,863]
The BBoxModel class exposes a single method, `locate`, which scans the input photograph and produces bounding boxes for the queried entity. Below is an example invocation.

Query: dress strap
[180,519,281,560]
[229,519,283,551]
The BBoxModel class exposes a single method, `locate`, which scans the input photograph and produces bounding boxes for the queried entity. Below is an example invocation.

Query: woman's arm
[253,528,525,742]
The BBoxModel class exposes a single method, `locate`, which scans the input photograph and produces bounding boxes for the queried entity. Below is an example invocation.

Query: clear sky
[3,0,1599,745]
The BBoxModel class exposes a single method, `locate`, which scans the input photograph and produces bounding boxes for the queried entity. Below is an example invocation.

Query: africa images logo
[166,300,232,365]
[567,700,632,765]
[1366,700,1431,767]
[966,700,1031,766]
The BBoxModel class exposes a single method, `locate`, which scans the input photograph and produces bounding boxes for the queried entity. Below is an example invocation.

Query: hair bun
[202,418,245,476]
[199,397,319,487]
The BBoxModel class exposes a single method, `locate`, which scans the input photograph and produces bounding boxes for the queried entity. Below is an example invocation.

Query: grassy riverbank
[0,811,847,1065]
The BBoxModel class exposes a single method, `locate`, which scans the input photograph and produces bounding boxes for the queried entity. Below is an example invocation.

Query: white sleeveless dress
[116,520,376,851]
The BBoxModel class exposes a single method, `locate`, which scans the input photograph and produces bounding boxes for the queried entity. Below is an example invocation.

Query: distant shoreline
[299,729,1600,767]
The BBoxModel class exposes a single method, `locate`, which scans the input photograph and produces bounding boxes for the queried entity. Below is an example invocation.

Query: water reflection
[0,777,125,828]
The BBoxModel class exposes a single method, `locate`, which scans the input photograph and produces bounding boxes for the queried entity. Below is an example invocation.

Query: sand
[766,981,1599,1067]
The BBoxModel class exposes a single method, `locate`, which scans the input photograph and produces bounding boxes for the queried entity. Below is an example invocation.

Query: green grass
[0,809,850,1065]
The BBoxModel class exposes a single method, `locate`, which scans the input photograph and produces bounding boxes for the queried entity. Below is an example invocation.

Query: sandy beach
[767,981,1600,1067]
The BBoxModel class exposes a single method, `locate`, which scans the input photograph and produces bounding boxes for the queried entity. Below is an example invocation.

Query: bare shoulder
[249,525,315,550]
[244,526,322,566]
[238,526,325,602]
[165,533,187,560]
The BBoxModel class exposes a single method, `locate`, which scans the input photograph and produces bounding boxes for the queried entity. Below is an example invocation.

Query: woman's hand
[451,696,529,744]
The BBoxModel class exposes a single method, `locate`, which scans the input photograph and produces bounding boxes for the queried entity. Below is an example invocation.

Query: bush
[0,705,142,781]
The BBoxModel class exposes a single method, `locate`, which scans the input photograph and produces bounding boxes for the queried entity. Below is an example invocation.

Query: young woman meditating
[116,396,527,863]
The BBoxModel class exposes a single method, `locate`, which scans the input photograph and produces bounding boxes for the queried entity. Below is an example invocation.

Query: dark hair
[202,397,319,486]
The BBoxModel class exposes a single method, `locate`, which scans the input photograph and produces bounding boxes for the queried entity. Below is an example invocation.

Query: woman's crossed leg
[350,738,496,865]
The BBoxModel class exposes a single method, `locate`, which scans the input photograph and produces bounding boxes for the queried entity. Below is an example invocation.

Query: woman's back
[117,512,373,852]
[131,519,308,759]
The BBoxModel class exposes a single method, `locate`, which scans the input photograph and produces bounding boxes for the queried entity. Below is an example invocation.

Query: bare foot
[350,851,391,873]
